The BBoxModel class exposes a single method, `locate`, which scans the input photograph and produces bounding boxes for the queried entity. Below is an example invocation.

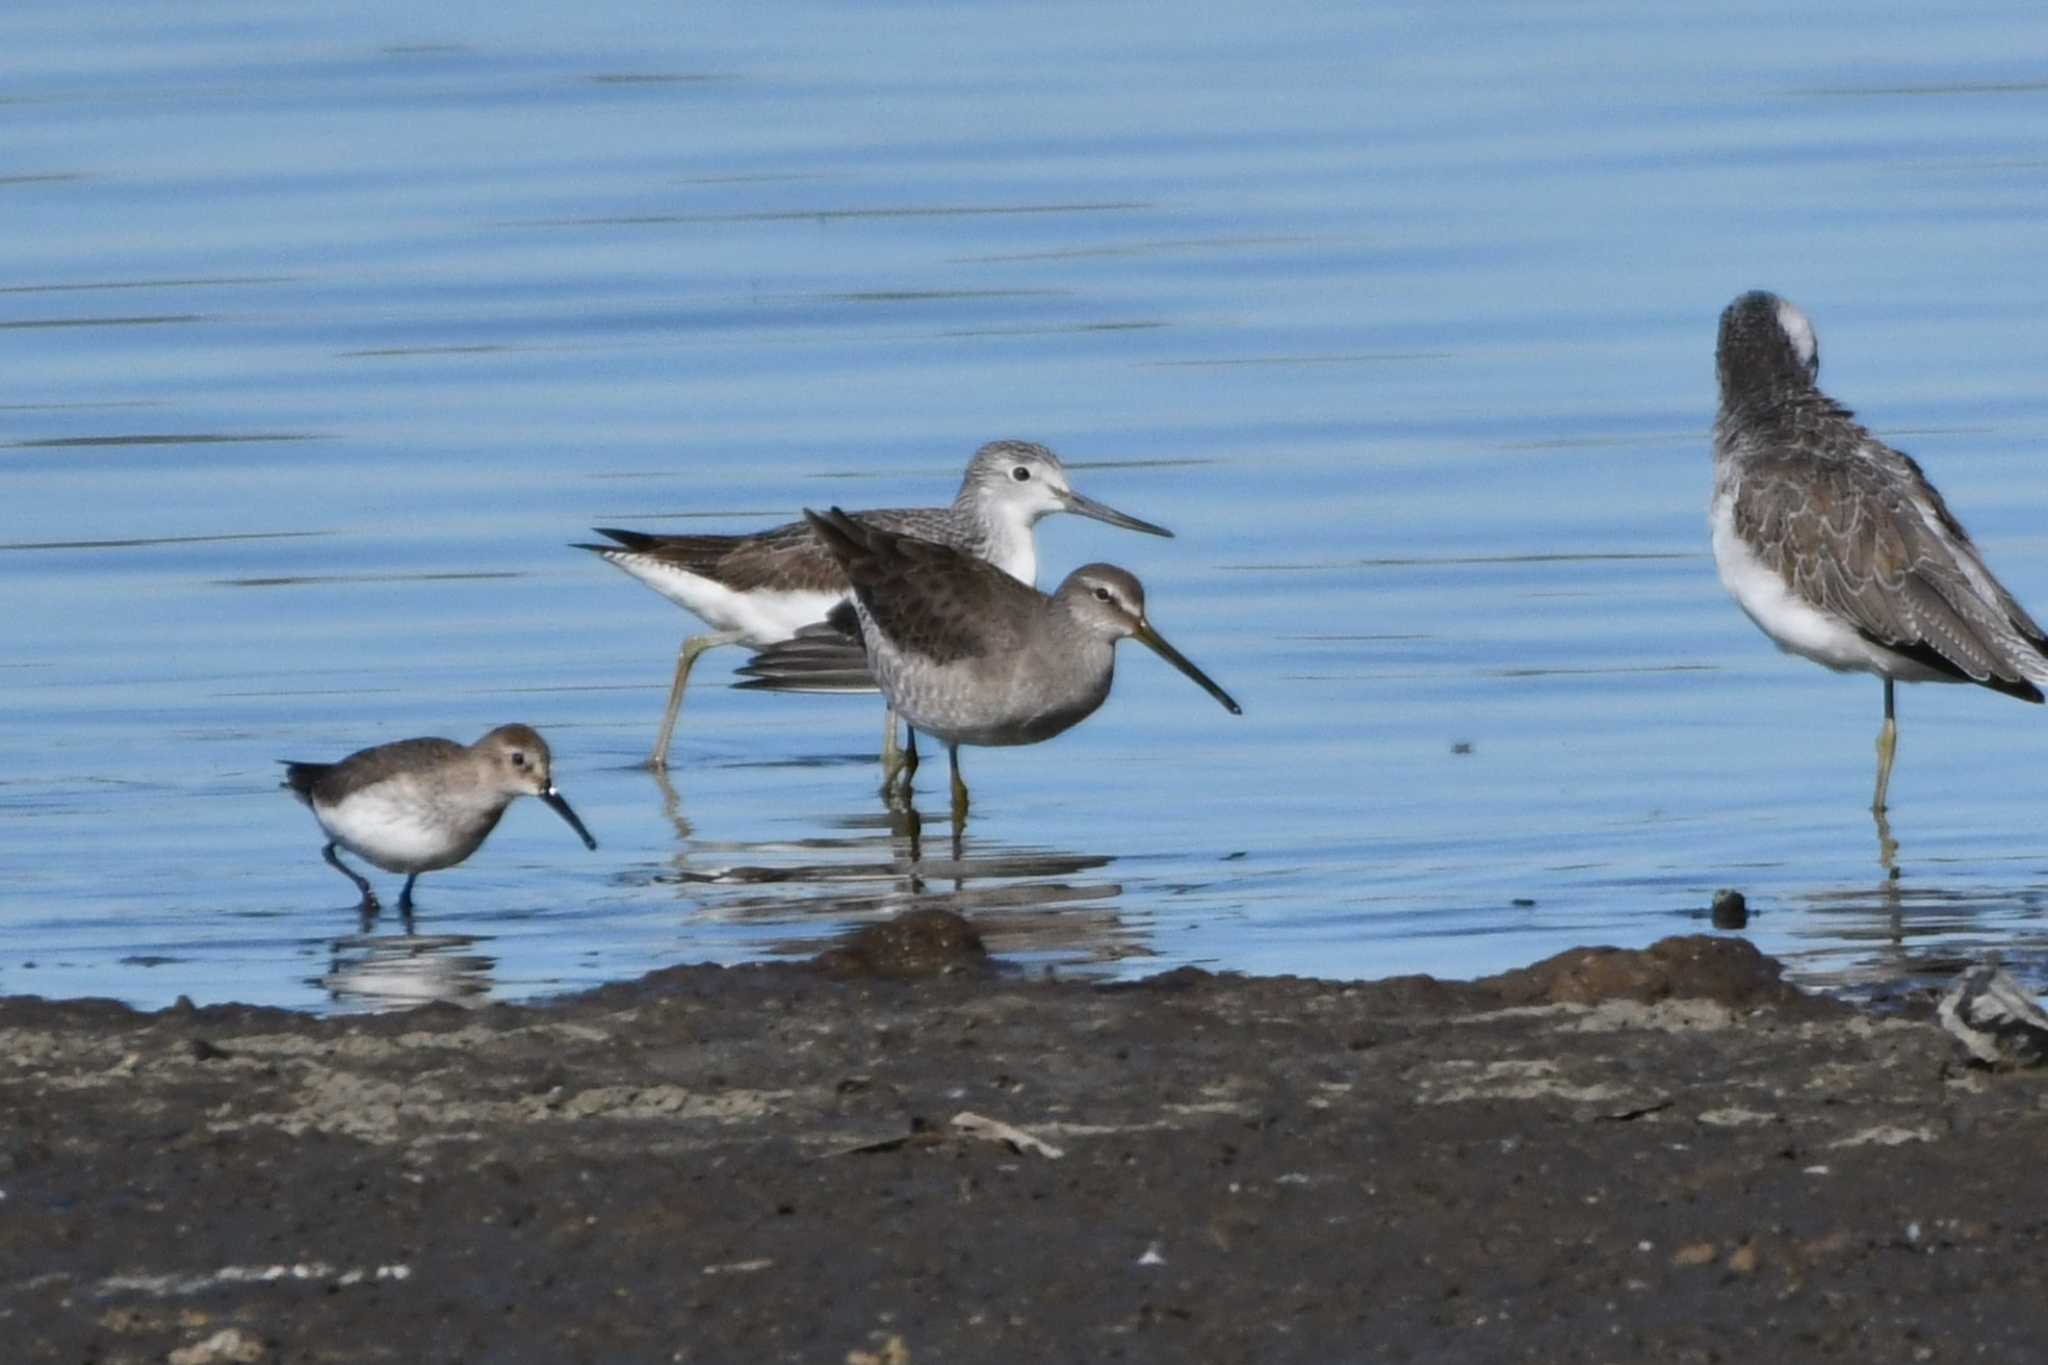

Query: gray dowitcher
[738,508,1240,813]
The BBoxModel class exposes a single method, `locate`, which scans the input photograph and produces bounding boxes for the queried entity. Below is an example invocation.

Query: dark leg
[948,744,969,816]
[901,802,925,880]
[323,842,379,910]
[947,745,970,850]
[1873,678,1898,814]
[396,873,419,915]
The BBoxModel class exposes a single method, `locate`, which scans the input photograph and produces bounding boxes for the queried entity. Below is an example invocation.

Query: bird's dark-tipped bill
[1061,488,1174,538]
[1133,622,1241,715]
[542,788,600,850]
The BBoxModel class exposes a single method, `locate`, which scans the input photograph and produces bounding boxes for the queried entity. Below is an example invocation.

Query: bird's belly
[1709,493,1954,683]
[874,654,1102,747]
[610,560,843,646]
[316,788,493,874]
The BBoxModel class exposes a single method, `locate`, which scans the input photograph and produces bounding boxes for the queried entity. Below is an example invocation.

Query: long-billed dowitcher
[737,507,1240,813]
[578,439,1171,773]
[1712,290,2048,812]
[281,723,598,915]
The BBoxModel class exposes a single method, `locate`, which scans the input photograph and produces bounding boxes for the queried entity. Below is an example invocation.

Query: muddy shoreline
[5,925,2041,1364]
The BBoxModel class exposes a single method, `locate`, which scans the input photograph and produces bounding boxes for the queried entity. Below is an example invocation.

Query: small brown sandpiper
[281,723,598,916]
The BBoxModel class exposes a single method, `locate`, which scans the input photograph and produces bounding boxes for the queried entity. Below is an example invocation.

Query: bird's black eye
[510,751,528,768]
[1011,465,1031,482]
[1093,586,1112,603]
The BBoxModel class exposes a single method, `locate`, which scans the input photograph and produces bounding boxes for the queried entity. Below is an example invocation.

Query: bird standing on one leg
[282,723,598,920]
[1710,290,2048,812]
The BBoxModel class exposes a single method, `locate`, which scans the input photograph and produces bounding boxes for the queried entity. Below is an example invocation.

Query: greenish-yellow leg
[880,707,902,787]
[648,631,741,771]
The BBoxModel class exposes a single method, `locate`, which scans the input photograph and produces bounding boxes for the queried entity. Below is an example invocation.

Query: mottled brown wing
[805,508,1038,666]
[584,523,847,594]
[584,496,968,596]
[1731,429,2047,689]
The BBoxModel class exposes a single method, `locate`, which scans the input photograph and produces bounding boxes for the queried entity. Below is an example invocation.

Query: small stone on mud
[168,1328,265,1365]
[1711,889,1748,930]
[845,1333,910,1365]
[1672,1241,1717,1267]
[811,909,988,978]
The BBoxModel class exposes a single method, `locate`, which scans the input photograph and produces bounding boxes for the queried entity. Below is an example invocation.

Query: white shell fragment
[1938,964,2048,1067]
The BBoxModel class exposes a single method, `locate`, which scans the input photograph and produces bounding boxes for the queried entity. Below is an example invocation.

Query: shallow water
[12,1,2048,1011]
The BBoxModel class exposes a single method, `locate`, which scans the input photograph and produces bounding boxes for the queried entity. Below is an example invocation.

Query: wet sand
[4,922,2040,1364]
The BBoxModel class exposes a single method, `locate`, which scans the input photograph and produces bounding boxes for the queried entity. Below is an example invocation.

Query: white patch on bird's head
[1774,297,1819,380]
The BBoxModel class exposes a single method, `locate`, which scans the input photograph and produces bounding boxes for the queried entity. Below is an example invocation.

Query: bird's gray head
[1056,565,1242,715]
[1058,564,1150,639]
[1717,290,1820,402]
[959,440,1172,538]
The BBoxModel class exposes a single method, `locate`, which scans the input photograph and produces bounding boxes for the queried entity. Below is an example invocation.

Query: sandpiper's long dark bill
[574,439,1171,771]
[1711,289,2048,812]
[738,507,1240,812]
[1129,618,1242,716]
[281,723,597,916]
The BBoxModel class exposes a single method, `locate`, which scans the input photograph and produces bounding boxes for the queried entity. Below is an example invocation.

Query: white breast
[315,783,491,874]
[605,555,844,646]
[1708,490,1952,683]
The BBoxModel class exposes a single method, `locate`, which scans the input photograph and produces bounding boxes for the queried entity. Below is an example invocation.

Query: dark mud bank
[4,929,2040,1364]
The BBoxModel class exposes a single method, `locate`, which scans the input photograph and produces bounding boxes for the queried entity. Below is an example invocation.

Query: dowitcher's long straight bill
[1061,488,1174,538]
[542,786,600,850]
[1134,620,1242,715]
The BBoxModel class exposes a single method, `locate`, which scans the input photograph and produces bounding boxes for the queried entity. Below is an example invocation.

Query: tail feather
[573,527,665,556]
[734,626,877,695]
[279,760,330,803]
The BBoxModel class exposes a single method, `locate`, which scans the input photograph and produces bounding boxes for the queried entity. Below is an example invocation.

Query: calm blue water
[11,0,2048,1011]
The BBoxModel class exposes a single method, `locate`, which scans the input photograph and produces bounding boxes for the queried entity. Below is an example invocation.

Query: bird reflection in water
[647,781,1142,970]
[317,931,495,1011]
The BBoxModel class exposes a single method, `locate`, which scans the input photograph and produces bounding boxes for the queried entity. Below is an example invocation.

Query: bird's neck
[963,504,1038,586]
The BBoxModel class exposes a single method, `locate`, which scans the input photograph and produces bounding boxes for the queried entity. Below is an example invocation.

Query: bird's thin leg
[1874,805,1901,880]
[947,745,971,852]
[900,803,926,883]
[322,842,379,911]
[647,630,743,771]
[395,873,419,919]
[880,707,902,789]
[900,727,921,788]
[1873,677,1898,814]
[948,744,970,818]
